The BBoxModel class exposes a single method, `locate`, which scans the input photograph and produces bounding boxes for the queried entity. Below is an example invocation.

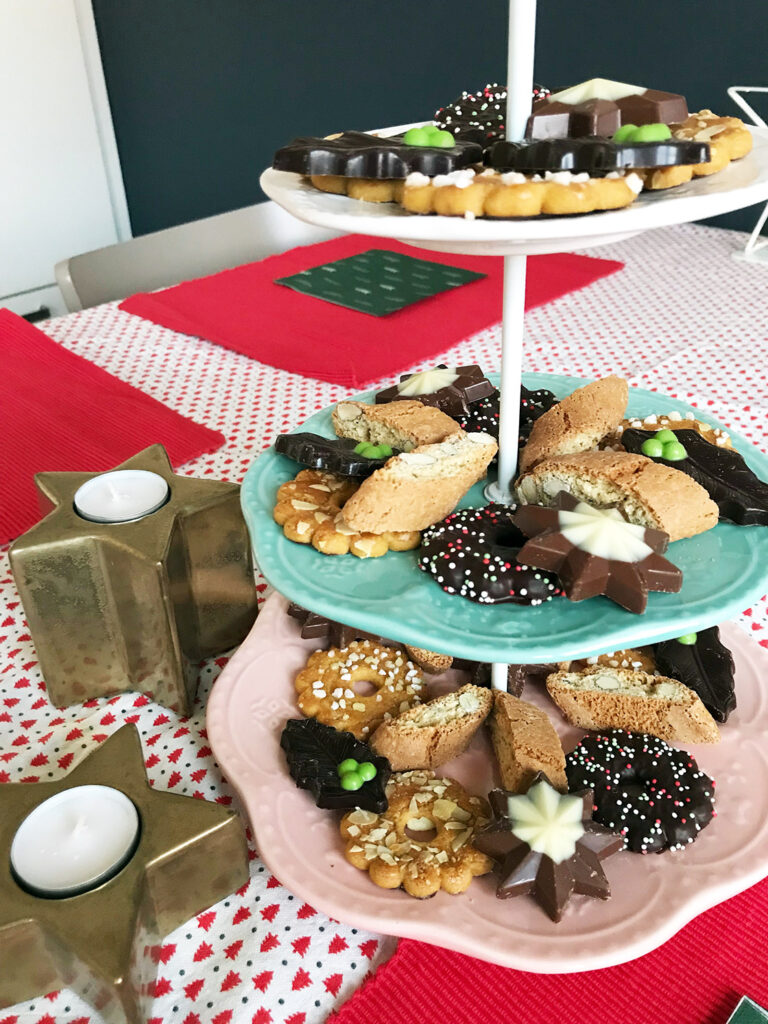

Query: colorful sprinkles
[418,504,562,606]
[457,384,557,453]
[434,83,551,143]
[565,730,716,854]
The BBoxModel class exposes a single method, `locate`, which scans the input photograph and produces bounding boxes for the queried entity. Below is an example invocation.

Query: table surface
[2,221,768,1024]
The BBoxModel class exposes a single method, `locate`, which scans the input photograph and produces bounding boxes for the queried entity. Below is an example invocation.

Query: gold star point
[0,726,248,1023]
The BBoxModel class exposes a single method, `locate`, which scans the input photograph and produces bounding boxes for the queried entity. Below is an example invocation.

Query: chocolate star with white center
[474,772,623,922]
[513,491,682,614]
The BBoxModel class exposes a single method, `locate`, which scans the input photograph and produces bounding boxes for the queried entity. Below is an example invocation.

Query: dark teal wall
[93,0,767,237]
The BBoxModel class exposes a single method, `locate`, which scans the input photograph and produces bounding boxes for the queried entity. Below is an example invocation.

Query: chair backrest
[55,200,342,311]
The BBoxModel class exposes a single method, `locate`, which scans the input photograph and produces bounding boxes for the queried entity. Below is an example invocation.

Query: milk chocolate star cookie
[513,491,682,614]
[474,772,623,922]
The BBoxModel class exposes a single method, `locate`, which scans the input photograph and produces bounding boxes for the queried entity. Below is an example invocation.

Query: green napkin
[274,248,485,317]
[728,998,768,1024]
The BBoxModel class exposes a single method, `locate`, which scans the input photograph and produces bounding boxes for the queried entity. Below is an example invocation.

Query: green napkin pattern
[274,249,486,317]
[728,998,768,1024]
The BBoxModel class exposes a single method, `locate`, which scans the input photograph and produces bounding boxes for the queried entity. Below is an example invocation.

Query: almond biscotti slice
[546,665,719,744]
[519,375,629,473]
[515,449,718,541]
[332,399,460,451]
[489,691,567,793]
[342,431,498,533]
[370,684,492,770]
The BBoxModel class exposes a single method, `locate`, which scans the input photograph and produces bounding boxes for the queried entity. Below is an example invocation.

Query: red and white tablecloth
[1,222,767,1024]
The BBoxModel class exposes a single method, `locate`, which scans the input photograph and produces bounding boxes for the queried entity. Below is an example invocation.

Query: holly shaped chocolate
[281,719,391,812]
[623,427,768,526]
[275,432,399,477]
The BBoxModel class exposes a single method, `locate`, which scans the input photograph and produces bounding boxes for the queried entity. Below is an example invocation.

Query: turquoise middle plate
[241,373,768,663]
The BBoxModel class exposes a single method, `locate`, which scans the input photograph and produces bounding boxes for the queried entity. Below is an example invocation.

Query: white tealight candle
[74,470,169,523]
[10,785,140,898]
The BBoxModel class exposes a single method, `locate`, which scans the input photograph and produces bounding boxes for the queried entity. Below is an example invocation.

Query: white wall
[0,0,129,316]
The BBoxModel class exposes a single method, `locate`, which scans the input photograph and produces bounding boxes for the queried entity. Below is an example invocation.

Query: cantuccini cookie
[515,449,719,541]
[370,684,492,770]
[295,640,424,739]
[273,468,420,557]
[519,375,629,473]
[341,431,498,534]
[546,665,720,744]
[332,399,460,451]
[340,770,492,897]
[490,691,568,793]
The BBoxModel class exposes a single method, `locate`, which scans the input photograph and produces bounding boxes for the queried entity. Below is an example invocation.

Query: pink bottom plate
[207,593,768,973]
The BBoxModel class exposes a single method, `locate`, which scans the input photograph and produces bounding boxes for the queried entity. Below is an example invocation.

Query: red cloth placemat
[329,876,768,1024]
[0,309,225,546]
[119,235,623,388]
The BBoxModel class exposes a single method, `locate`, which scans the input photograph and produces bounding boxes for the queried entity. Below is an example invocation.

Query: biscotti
[342,431,498,533]
[546,666,720,744]
[519,375,629,473]
[404,646,453,674]
[515,449,718,541]
[370,684,492,770]
[489,691,567,793]
[332,399,460,451]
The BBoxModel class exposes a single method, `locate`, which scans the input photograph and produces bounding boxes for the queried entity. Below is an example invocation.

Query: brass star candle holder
[9,445,258,713]
[0,725,249,1024]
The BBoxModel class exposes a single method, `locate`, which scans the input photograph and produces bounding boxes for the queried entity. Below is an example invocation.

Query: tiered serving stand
[208,0,768,970]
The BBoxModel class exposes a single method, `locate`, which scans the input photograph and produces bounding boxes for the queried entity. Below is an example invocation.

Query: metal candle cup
[9,445,258,713]
[73,470,169,523]
[10,786,140,899]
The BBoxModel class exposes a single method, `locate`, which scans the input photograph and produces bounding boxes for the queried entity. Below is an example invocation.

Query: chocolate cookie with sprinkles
[457,384,557,454]
[418,504,562,606]
[434,83,551,144]
[565,730,716,853]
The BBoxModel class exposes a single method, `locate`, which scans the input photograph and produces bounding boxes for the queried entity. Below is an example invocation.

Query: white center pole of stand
[491,0,537,690]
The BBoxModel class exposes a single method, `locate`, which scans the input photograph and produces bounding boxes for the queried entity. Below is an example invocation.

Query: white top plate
[260,126,768,256]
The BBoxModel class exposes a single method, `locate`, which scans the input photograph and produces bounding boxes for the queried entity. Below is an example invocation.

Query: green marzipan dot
[663,440,687,461]
[633,123,672,142]
[612,124,638,143]
[354,442,369,455]
[654,428,677,443]
[641,438,664,458]
[403,126,433,147]
[357,762,377,782]
[340,772,364,791]
[337,758,359,776]
[677,632,698,645]
[613,123,671,143]
[403,125,455,148]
